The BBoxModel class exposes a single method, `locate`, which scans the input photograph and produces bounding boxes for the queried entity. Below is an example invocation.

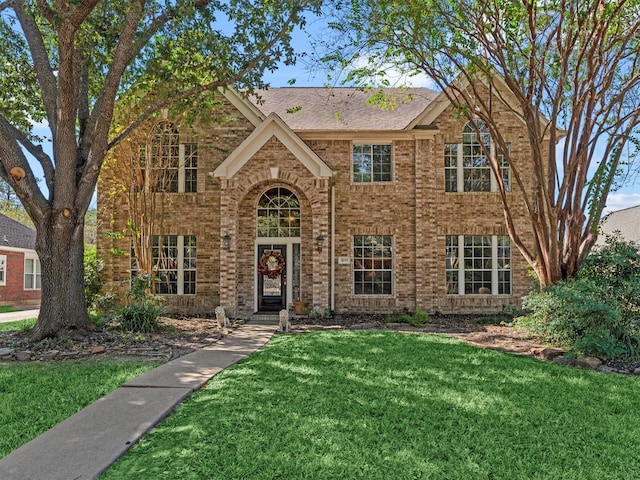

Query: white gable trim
[218,87,265,127]
[214,113,334,180]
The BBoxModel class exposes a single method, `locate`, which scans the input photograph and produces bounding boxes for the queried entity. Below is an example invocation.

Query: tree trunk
[31,212,93,340]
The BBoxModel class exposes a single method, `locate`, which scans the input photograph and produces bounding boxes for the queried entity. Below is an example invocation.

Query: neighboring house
[98,82,543,317]
[598,205,640,246]
[0,214,41,306]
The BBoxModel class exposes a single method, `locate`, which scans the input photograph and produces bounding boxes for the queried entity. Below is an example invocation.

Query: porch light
[222,233,231,250]
[316,234,325,253]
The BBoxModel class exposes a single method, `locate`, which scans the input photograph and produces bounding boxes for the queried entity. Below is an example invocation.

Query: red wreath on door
[257,250,285,279]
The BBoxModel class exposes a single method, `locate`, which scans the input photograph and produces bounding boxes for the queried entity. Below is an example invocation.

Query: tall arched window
[444,119,510,192]
[138,121,198,193]
[256,187,301,237]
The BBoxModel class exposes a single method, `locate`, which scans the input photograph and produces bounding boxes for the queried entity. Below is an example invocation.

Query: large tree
[0,0,320,339]
[326,0,640,288]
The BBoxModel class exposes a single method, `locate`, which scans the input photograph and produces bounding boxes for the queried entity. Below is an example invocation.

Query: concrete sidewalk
[0,323,277,480]
[0,307,39,323]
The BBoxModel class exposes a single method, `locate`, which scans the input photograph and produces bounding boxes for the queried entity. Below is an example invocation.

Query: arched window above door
[256,187,301,237]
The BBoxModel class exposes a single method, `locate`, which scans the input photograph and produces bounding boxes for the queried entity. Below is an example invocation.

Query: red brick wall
[0,249,41,305]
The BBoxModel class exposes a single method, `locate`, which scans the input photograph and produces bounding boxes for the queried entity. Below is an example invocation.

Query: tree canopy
[0,0,320,339]
[325,0,640,287]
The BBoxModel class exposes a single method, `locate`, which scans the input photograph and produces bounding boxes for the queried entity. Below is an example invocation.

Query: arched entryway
[255,187,301,312]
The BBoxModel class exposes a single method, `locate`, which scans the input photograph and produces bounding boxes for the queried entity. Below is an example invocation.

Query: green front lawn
[0,318,36,332]
[103,331,640,479]
[0,358,159,458]
[0,306,18,314]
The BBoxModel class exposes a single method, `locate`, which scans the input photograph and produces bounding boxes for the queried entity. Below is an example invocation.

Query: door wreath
[258,250,285,279]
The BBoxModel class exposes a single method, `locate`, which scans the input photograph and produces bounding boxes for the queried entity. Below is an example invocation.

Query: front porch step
[248,314,280,325]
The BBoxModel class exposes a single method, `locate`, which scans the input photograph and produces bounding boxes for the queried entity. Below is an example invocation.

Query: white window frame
[0,255,6,286]
[24,256,41,291]
[151,235,197,295]
[444,120,510,193]
[141,122,198,193]
[353,235,393,295]
[352,143,393,183]
[446,235,511,295]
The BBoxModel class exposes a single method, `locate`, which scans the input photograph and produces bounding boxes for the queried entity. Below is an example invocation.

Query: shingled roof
[251,87,438,131]
[0,214,36,250]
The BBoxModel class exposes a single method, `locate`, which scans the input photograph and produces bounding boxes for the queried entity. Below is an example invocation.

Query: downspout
[330,182,335,312]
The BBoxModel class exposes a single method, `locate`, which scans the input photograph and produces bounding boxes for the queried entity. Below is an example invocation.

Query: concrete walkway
[0,323,277,480]
[0,306,39,323]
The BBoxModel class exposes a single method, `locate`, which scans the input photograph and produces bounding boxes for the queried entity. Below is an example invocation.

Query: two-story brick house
[98,83,539,317]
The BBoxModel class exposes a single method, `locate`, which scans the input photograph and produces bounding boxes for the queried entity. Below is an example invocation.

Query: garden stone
[574,356,602,370]
[92,346,106,354]
[552,356,573,366]
[539,347,566,360]
[0,348,12,357]
[16,351,32,361]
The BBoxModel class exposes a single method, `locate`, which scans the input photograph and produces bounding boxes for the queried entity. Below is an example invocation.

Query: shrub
[111,274,166,333]
[84,245,104,310]
[386,307,430,327]
[515,235,640,360]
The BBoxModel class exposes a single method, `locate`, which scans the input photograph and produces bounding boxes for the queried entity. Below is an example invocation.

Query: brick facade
[98,86,542,317]
[0,249,41,306]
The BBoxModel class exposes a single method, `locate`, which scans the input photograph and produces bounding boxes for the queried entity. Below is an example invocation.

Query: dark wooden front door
[257,244,286,312]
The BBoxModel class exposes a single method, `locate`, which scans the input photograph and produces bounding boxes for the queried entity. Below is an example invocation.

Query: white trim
[218,87,265,127]
[213,113,333,180]
[0,254,6,286]
[23,256,41,291]
[0,246,37,255]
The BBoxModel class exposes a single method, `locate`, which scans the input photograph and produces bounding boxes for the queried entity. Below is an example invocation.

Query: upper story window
[353,144,392,182]
[138,121,198,193]
[0,255,6,286]
[445,120,510,192]
[257,187,301,238]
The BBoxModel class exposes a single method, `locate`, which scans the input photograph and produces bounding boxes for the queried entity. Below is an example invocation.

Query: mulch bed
[1,313,639,375]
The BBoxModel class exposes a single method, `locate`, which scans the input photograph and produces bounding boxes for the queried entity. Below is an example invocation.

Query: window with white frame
[137,121,198,193]
[353,144,392,182]
[150,235,197,295]
[353,235,393,295]
[446,235,511,295]
[445,120,510,192]
[24,257,41,290]
[0,255,6,286]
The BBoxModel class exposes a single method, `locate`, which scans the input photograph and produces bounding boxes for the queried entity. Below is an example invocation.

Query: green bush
[386,307,430,327]
[84,244,104,309]
[111,274,166,333]
[515,235,640,360]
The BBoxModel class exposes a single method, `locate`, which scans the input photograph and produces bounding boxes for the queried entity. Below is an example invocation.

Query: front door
[257,244,286,312]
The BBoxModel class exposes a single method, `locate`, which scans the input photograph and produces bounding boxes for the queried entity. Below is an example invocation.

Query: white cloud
[604,193,640,215]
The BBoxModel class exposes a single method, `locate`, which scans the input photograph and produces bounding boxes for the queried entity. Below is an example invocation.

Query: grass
[102,331,640,479]
[0,318,36,332]
[0,358,159,458]
[0,306,18,314]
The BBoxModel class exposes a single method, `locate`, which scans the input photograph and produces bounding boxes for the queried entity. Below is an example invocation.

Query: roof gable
[0,214,36,250]
[213,113,333,180]
[251,88,437,131]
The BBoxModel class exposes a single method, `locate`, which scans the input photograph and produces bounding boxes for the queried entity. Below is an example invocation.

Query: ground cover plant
[103,331,640,479]
[0,306,17,314]
[0,358,158,458]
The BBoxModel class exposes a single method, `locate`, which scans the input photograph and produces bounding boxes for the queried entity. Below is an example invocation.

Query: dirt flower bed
[0,317,228,362]
[2,313,639,375]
